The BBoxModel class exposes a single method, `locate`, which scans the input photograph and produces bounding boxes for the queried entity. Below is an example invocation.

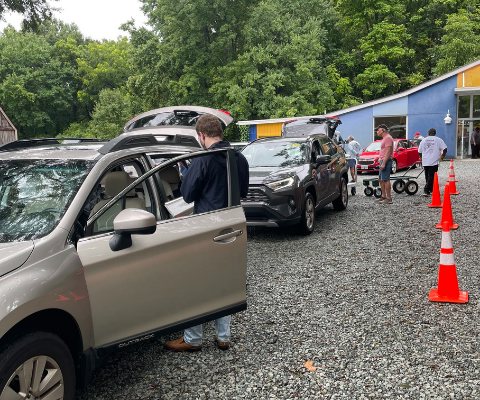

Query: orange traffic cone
[446,160,458,183]
[435,185,459,230]
[428,172,442,208]
[429,221,468,303]
[448,170,460,195]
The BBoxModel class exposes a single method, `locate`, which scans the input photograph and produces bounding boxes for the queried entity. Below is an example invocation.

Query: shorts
[378,159,392,181]
[348,159,357,168]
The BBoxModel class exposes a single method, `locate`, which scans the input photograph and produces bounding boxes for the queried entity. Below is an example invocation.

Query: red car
[357,139,420,174]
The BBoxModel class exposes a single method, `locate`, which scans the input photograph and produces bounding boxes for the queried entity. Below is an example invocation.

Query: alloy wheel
[305,197,315,229]
[1,356,64,400]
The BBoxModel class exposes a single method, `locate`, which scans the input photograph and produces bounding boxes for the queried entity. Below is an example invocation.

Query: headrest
[159,167,180,184]
[104,171,135,198]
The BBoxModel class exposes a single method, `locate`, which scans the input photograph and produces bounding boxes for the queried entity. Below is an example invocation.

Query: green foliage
[0,28,77,138]
[0,0,55,32]
[432,9,480,76]
[76,38,132,117]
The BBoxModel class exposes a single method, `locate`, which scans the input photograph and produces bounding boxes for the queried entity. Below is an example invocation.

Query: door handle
[214,229,243,242]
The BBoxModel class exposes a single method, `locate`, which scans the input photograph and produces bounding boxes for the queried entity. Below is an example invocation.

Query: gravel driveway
[76,160,480,399]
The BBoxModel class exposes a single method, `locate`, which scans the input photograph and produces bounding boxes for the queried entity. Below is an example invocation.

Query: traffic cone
[448,170,460,195]
[429,221,468,303]
[428,172,442,208]
[435,185,459,230]
[446,159,458,183]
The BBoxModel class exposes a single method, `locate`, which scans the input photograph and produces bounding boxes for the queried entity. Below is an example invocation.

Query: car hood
[249,165,304,185]
[0,241,34,277]
[360,151,380,158]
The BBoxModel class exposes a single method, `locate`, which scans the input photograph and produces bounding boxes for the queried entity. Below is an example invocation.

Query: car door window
[81,159,157,237]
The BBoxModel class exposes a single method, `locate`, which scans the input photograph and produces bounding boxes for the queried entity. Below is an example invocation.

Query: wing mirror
[315,154,331,165]
[110,209,157,251]
[398,148,405,152]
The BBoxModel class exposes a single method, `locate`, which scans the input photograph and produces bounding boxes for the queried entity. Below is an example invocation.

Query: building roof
[0,105,16,130]
[237,58,480,126]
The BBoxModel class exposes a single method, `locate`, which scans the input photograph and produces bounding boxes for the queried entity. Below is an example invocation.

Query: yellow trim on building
[457,64,480,88]
[256,122,283,138]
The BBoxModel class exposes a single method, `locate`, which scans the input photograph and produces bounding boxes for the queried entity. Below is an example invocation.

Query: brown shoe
[164,337,201,352]
[215,338,230,351]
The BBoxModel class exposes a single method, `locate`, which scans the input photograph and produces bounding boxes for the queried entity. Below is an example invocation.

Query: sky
[0,0,149,41]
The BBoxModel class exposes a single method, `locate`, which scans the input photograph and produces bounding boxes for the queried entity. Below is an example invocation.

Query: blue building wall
[373,97,408,116]
[337,107,374,149]
[249,125,257,142]
[408,75,457,159]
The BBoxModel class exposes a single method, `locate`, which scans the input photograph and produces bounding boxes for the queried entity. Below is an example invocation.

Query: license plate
[361,166,368,170]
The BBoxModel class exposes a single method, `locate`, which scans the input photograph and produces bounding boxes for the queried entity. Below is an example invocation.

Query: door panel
[77,206,246,347]
[395,142,408,169]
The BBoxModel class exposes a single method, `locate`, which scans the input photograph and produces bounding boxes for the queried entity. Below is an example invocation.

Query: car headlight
[265,177,295,191]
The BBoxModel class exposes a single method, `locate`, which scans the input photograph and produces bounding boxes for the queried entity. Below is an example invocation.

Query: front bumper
[241,185,302,227]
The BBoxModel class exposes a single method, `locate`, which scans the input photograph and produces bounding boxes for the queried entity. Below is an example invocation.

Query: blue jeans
[378,159,392,181]
[184,316,231,346]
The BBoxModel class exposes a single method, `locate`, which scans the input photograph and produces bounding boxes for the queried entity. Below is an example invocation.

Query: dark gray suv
[241,135,348,235]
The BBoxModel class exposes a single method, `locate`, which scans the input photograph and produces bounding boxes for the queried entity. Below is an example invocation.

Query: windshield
[127,111,226,131]
[364,142,381,152]
[0,160,94,242]
[242,141,306,167]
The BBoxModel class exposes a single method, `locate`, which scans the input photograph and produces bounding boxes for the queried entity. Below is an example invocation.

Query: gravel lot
[77,160,480,399]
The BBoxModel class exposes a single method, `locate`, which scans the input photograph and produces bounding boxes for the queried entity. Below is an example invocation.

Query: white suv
[0,133,246,399]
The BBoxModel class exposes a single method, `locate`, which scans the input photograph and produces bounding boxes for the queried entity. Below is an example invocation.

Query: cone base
[436,223,459,229]
[450,191,460,195]
[429,289,468,303]
[428,204,442,208]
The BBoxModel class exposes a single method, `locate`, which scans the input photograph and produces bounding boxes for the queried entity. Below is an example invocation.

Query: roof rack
[0,138,109,152]
[97,133,200,154]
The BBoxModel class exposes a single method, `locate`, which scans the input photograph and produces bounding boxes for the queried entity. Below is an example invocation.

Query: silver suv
[0,134,247,399]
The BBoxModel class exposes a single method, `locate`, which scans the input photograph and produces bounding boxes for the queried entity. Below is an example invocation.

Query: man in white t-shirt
[418,128,447,196]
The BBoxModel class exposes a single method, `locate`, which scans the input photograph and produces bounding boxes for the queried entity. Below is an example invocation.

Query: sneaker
[375,197,386,202]
[349,180,355,183]
[380,198,393,204]
[422,191,430,197]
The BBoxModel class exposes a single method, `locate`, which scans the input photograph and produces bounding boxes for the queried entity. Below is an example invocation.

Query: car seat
[158,166,181,201]
[89,171,146,232]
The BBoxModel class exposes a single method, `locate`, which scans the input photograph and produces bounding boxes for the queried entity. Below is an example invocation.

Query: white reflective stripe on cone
[440,251,455,266]
[441,230,453,249]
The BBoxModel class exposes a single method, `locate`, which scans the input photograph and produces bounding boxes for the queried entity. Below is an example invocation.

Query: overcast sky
[0,0,148,41]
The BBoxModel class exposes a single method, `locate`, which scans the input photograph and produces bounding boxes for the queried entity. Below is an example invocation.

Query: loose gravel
[76,160,480,399]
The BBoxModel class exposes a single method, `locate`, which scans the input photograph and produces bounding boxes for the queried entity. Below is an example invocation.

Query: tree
[211,0,338,120]
[432,9,480,76]
[0,27,76,138]
[0,0,57,31]
[76,38,133,118]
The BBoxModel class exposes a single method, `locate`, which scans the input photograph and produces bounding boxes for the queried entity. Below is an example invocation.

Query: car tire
[404,180,418,195]
[374,188,382,198]
[0,332,75,400]
[332,177,348,211]
[296,193,316,235]
[393,179,405,194]
[364,187,374,196]
[391,159,397,174]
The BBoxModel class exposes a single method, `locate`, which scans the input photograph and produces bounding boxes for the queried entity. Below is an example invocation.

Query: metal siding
[408,75,457,158]
[373,97,408,116]
[256,123,282,138]
[336,107,374,149]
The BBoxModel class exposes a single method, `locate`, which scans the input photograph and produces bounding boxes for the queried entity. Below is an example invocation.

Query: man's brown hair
[195,114,223,138]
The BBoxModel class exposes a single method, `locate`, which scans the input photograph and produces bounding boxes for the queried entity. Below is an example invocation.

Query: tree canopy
[1,0,480,140]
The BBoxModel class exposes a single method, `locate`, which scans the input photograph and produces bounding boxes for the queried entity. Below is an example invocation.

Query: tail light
[217,109,232,116]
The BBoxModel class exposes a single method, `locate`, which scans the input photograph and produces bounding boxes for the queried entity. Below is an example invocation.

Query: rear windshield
[242,141,306,167]
[283,123,327,137]
[0,159,94,242]
[126,111,226,131]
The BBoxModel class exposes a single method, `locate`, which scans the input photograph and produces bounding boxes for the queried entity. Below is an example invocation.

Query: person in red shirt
[376,124,394,204]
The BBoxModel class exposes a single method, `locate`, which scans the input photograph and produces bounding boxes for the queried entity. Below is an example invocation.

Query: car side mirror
[316,154,331,165]
[109,209,157,252]
[398,148,405,152]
